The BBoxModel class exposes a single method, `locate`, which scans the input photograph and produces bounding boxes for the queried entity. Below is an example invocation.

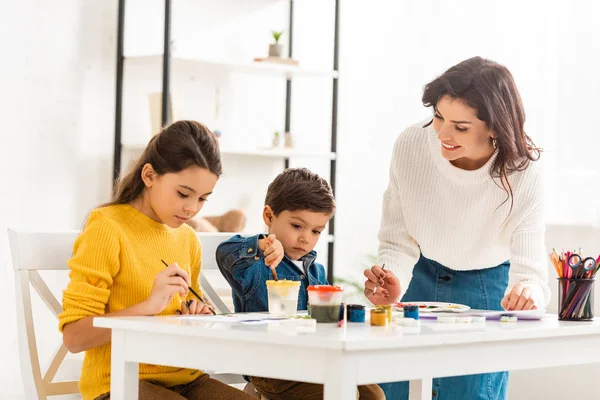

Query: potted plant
[269,30,284,57]
[272,131,281,147]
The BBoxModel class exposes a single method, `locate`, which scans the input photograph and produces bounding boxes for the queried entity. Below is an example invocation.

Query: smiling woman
[432,97,494,170]
[363,57,549,400]
[423,57,541,214]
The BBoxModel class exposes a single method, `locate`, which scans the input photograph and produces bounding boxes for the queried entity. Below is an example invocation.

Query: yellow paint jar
[377,305,393,322]
[370,308,388,327]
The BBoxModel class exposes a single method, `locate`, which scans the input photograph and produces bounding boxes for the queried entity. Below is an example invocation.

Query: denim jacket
[216,234,329,313]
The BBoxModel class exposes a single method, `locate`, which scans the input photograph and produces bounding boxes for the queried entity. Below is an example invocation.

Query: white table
[94,315,600,400]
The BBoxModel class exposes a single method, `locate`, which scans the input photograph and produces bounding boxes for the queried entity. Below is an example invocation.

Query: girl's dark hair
[422,56,541,213]
[105,120,222,207]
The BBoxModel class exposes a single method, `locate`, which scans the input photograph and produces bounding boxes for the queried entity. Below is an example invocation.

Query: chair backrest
[7,229,246,398]
[197,231,254,314]
[8,230,80,399]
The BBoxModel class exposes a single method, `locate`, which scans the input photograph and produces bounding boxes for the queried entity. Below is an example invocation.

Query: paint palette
[393,302,471,313]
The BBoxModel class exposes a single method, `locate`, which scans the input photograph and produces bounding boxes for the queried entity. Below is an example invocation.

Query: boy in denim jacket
[216,168,384,400]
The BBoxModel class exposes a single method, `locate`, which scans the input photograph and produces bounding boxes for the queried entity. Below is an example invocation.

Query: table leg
[324,354,357,400]
[409,377,432,400]
[110,329,139,400]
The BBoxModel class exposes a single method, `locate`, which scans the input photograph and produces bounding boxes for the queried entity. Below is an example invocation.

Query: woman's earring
[492,138,497,149]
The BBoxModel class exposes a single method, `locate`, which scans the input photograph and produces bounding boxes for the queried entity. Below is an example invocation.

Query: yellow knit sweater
[59,204,204,400]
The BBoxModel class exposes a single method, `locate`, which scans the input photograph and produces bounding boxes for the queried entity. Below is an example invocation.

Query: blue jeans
[380,255,509,400]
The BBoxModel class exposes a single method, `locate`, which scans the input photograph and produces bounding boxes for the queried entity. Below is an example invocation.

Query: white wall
[120,0,334,257]
[337,1,600,398]
[0,1,117,398]
[2,0,600,398]
[335,0,600,283]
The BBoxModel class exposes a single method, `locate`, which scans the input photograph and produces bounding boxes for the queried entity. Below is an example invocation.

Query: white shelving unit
[122,142,337,160]
[126,54,339,79]
[113,0,340,277]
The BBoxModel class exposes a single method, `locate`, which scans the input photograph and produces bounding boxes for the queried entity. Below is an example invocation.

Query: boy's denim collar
[296,251,317,269]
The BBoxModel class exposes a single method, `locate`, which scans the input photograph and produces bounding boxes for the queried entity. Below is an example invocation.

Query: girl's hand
[261,234,284,269]
[363,265,401,305]
[143,263,190,315]
[180,299,214,315]
[501,283,538,311]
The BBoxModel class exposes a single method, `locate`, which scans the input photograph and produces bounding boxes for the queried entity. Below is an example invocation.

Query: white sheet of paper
[179,313,291,324]
[417,309,549,320]
[458,309,548,320]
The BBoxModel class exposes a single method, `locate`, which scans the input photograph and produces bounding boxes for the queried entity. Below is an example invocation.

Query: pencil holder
[558,278,595,321]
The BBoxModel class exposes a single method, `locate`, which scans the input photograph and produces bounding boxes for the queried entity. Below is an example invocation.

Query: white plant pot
[269,44,283,57]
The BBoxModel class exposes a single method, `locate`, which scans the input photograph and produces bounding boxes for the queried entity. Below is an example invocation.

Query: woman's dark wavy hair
[423,56,541,213]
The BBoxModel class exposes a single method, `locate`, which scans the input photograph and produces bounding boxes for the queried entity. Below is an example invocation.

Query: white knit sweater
[378,121,550,307]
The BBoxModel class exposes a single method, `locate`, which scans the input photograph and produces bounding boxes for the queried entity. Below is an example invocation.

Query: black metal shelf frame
[113,0,340,279]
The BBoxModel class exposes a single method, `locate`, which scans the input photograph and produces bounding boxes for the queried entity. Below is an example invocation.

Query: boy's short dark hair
[265,168,335,216]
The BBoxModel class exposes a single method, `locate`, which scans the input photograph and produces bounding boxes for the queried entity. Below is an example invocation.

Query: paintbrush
[373,264,386,295]
[161,259,216,315]
[260,234,279,281]
[271,266,279,281]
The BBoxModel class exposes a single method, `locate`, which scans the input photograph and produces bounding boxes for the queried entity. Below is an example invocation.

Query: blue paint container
[347,304,366,323]
[403,305,419,320]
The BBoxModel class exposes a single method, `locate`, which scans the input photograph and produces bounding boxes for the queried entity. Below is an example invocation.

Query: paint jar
[266,280,301,316]
[370,308,388,327]
[347,304,366,323]
[377,305,393,322]
[308,285,344,323]
[558,278,595,321]
[403,305,419,320]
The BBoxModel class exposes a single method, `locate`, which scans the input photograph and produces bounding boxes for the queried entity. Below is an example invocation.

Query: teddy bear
[185,209,246,233]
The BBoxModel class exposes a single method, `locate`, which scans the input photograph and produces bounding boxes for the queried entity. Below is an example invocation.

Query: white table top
[94,314,600,352]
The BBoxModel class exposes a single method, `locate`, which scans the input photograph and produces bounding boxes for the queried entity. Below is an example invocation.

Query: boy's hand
[262,234,284,269]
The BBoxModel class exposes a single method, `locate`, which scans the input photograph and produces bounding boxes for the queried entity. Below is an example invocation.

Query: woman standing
[364,57,550,400]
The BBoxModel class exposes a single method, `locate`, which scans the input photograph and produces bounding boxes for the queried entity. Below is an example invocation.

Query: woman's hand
[501,283,538,311]
[143,263,190,315]
[180,299,214,315]
[363,265,401,305]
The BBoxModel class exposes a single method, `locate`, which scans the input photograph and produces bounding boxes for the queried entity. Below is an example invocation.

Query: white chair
[8,229,261,399]
[8,229,81,399]
[196,232,238,315]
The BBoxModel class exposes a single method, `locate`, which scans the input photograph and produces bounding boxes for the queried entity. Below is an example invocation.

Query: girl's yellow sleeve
[58,212,121,332]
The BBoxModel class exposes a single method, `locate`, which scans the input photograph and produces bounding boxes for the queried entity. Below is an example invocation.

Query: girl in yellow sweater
[59,121,253,400]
